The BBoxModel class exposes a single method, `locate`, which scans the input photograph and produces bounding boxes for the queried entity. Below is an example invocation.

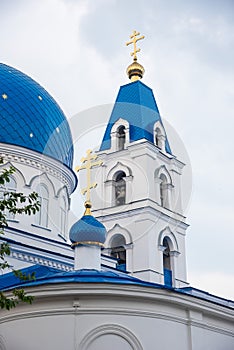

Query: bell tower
[92,31,189,288]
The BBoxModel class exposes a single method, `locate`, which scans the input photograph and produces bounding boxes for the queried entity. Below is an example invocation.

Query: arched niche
[153,121,166,152]
[35,183,49,228]
[110,118,130,151]
[106,162,133,207]
[0,161,26,189]
[29,172,56,199]
[110,234,127,271]
[155,166,173,209]
[114,171,126,206]
[158,227,180,287]
[79,324,143,350]
[105,224,132,272]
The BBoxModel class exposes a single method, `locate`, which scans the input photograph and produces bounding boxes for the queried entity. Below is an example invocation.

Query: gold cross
[75,149,103,205]
[126,30,145,61]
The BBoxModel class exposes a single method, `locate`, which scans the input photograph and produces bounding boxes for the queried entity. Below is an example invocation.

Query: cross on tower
[126,30,145,61]
[75,149,103,209]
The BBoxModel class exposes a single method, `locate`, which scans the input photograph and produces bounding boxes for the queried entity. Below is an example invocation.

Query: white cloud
[189,270,234,300]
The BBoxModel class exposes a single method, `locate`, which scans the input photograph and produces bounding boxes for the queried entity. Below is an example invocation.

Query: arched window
[163,237,172,287]
[0,176,16,219]
[35,184,49,227]
[111,119,129,152]
[154,122,166,152]
[155,127,162,148]
[160,173,168,207]
[110,234,126,271]
[60,196,67,238]
[117,125,126,150]
[114,171,126,206]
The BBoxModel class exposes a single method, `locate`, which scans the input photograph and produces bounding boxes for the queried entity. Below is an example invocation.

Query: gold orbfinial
[75,149,103,216]
[126,30,145,82]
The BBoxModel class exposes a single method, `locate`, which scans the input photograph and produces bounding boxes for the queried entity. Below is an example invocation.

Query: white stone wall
[0,283,233,350]
[0,143,76,242]
[91,139,189,287]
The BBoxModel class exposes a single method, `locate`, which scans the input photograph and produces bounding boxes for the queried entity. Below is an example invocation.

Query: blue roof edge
[1,265,233,309]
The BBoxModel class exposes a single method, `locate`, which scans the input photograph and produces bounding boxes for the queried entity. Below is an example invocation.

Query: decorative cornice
[93,200,188,229]
[0,143,77,195]
[10,250,73,272]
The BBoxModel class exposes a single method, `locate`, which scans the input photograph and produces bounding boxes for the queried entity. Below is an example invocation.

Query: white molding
[10,250,73,271]
[0,284,233,338]
[79,323,143,350]
[0,143,76,195]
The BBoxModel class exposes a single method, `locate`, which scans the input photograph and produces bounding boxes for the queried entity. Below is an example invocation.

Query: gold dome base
[126,60,145,82]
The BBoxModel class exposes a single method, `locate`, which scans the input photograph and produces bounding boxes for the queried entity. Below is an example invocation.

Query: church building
[0,32,233,350]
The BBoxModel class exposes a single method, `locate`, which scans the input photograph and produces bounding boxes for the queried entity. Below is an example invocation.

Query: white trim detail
[106,161,132,181]
[155,165,172,185]
[10,250,73,271]
[0,143,76,195]
[105,224,132,247]
[158,226,179,252]
[79,324,143,350]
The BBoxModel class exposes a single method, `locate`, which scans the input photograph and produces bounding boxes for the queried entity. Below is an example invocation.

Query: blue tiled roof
[1,265,233,309]
[70,215,107,244]
[0,63,73,168]
[0,265,162,290]
[99,80,172,153]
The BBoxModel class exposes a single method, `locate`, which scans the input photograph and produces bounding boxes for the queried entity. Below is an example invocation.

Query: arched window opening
[110,234,126,271]
[155,127,162,148]
[163,237,172,287]
[160,174,168,208]
[0,176,16,219]
[114,171,126,206]
[36,184,49,227]
[117,125,126,150]
[60,196,67,238]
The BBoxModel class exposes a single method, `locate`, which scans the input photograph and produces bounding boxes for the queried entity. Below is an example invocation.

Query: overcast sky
[1,0,233,299]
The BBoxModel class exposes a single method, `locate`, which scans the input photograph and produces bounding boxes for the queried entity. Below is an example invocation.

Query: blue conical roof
[99,80,171,153]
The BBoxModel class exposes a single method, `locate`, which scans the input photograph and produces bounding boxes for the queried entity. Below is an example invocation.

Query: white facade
[0,283,233,350]
[0,142,76,271]
[92,120,188,288]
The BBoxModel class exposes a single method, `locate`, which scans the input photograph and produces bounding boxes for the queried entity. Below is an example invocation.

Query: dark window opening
[110,234,126,271]
[155,128,162,149]
[115,171,126,206]
[163,237,172,287]
[117,125,126,151]
[160,174,168,207]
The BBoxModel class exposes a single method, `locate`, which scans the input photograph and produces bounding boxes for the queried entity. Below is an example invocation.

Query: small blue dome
[70,215,107,245]
[0,63,73,168]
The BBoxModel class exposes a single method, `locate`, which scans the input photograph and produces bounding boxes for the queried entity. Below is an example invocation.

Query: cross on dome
[126,30,145,61]
[126,30,145,82]
[75,149,103,215]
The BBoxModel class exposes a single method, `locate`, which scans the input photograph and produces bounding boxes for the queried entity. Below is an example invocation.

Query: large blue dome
[0,63,73,168]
